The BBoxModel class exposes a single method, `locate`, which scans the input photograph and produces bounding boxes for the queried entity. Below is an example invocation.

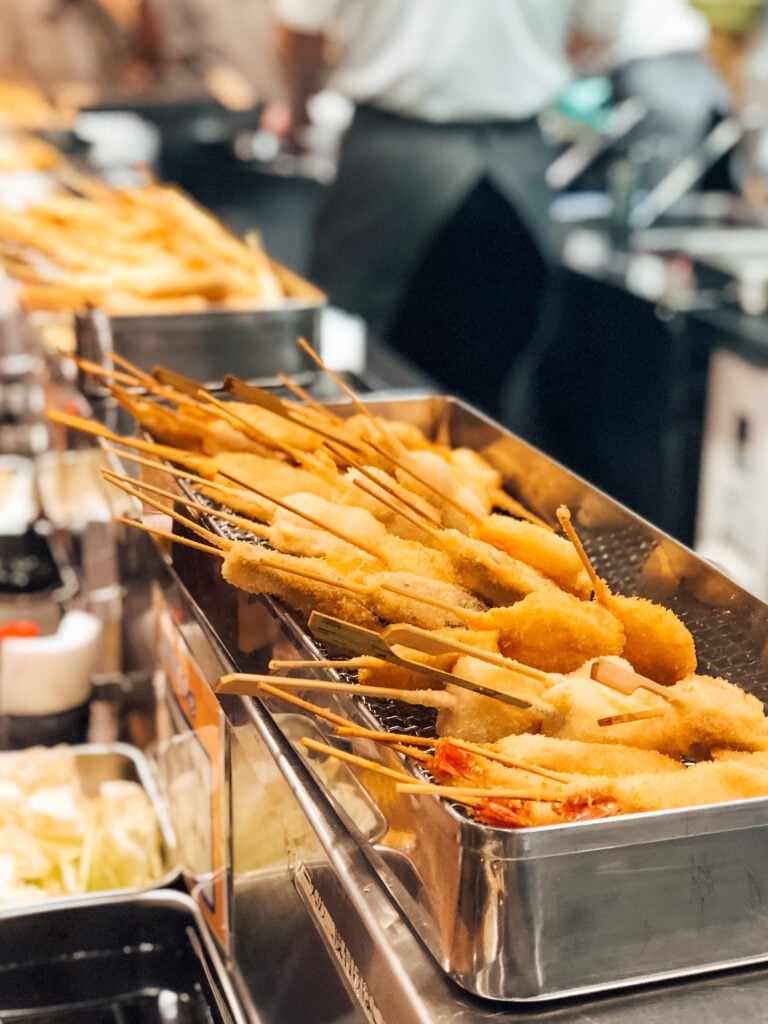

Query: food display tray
[0,889,251,1024]
[74,262,325,393]
[0,742,179,910]
[164,393,768,1002]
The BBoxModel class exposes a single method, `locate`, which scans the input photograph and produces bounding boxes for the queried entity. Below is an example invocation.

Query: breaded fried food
[434,529,562,606]
[602,592,697,686]
[555,505,697,685]
[365,571,487,630]
[357,652,456,691]
[467,590,626,673]
[431,736,768,828]
[547,667,768,759]
[221,541,380,628]
[491,731,684,777]
[470,513,592,597]
[268,492,458,581]
[435,656,557,742]
[394,448,490,526]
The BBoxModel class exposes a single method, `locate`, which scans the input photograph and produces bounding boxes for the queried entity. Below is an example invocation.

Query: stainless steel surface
[545,97,647,191]
[632,226,768,257]
[167,394,768,1003]
[75,296,324,393]
[0,888,252,1024]
[628,116,745,231]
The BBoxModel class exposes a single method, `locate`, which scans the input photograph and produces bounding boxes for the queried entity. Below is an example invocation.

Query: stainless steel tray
[166,393,768,1002]
[74,266,325,393]
[0,741,179,909]
[0,889,251,1024]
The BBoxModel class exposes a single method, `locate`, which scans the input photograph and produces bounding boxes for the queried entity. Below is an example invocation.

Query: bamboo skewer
[101,469,270,540]
[301,738,416,784]
[217,468,387,563]
[276,371,347,425]
[598,708,668,727]
[109,349,170,393]
[307,612,533,709]
[101,443,285,519]
[381,623,550,683]
[270,657,379,671]
[60,351,143,388]
[222,679,361,730]
[47,408,201,464]
[556,504,609,602]
[105,474,229,550]
[377,582,476,624]
[214,673,454,708]
[332,725,433,762]
[112,515,225,557]
[395,782,560,803]
[590,657,673,701]
[295,336,396,448]
[334,725,436,748]
[443,736,570,783]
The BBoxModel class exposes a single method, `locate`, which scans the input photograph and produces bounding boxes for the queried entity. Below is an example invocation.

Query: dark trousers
[385,177,549,419]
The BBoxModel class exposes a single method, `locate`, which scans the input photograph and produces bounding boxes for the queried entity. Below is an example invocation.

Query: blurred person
[593,0,733,189]
[267,0,729,418]
[146,0,283,106]
[0,0,160,108]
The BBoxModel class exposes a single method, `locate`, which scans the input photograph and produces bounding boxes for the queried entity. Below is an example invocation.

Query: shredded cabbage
[0,745,164,904]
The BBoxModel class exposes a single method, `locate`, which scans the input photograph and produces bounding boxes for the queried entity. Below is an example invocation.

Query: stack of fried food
[0,80,67,130]
[51,347,768,828]
[0,80,66,173]
[0,173,309,314]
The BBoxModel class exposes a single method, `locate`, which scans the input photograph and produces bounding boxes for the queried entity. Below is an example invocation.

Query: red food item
[0,620,42,641]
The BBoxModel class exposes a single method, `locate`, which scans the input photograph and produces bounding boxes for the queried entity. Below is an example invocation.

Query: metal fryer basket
[164,393,768,1002]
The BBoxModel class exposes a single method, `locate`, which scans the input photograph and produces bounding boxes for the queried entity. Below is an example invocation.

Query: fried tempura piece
[357,652,456,691]
[356,627,502,691]
[206,452,341,502]
[472,757,768,828]
[430,735,768,828]
[221,540,485,631]
[467,591,626,673]
[433,529,561,606]
[268,492,457,580]
[601,592,697,686]
[547,667,768,758]
[365,571,487,630]
[445,448,503,510]
[555,505,696,685]
[221,541,380,628]
[394,448,489,528]
[471,514,592,598]
[338,466,444,542]
[107,385,213,453]
[435,657,556,742]
[490,732,684,777]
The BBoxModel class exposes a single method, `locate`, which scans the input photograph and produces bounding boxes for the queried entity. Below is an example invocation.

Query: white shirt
[592,0,710,68]
[273,0,712,121]
[272,0,631,122]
